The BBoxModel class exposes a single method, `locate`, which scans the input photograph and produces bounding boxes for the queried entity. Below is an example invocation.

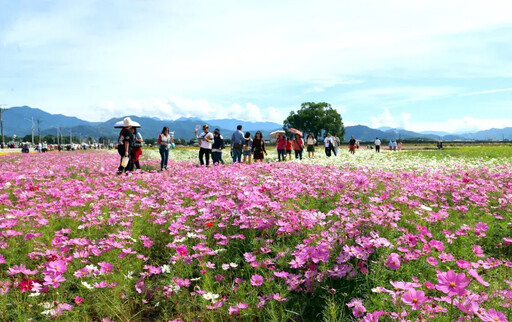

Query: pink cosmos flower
[473,245,485,258]
[8,264,38,276]
[435,270,471,297]
[402,289,427,310]
[175,245,188,256]
[477,308,508,322]
[250,274,264,286]
[385,253,401,270]
[0,254,5,264]
[75,296,84,305]
[426,257,439,266]
[468,269,490,287]
[47,260,67,275]
[43,274,66,288]
[503,237,512,246]
[98,262,113,274]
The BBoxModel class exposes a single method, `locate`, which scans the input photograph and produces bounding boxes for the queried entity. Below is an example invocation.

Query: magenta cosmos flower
[250,274,264,286]
[385,253,401,270]
[435,270,471,296]
[402,289,427,310]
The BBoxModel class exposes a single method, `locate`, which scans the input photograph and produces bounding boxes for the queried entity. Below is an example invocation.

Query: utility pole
[0,104,6,149]
[57,126,60,145]
[37,119,41,144]
[25,117,35,145]
[70,129,72,144]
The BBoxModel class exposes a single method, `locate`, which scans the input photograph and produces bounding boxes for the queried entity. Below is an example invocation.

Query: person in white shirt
[195,124,214,166]
[324,134,333,157]
[306,133,317,158]
[333,135,340,156]
[374,137,381,152]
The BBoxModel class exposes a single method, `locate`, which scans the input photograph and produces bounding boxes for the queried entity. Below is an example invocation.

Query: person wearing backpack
[231,125,244,163]
[212,128,225,164]
[157,126,172,171]
[243,131,253,165]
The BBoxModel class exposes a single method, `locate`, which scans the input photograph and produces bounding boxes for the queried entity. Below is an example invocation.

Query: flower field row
[0,150,511,321]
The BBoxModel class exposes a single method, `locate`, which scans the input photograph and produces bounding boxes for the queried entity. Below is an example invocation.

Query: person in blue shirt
[231,125,244,163]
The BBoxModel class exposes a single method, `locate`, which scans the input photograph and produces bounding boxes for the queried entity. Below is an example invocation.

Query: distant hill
[5,105,512,141]
[4,106,92,137]
[5,106,282,140]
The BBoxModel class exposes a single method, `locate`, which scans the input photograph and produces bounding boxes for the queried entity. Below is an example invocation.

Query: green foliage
[283,102,346,140]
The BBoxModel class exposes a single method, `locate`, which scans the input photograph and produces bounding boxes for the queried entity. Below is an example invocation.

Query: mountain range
[3,106,512,142]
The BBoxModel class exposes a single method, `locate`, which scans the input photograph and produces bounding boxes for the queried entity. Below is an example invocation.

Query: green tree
[283,102,345,140]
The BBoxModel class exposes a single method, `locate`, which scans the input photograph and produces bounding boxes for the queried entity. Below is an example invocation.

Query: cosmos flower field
[0,148,511,321]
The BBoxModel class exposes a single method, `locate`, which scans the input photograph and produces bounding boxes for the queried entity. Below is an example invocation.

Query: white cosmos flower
[161,265,171,273]
[81,281,94,289]
[202,292,220,302]
[420,205,433,211]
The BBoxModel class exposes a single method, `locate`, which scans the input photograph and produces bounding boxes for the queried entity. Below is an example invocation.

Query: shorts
[243,150,251,157]
[286,150,292,155]
[307,145,315,152]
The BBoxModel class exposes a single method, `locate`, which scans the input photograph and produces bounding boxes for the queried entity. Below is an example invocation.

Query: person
[36,142,42,153]
[333,135,341,156]
[157,126,172,171]
[398,140,403,151]
[231,125,244,163]
[392,140,397,152]
[211,128,225,164]
[292,133,304,160]
[285,137,292,160]
[388,140,393,151]
[374,137,381,153]
[276,133,286,161]
[252,131,267,162]
[243,131,253,165]
[348,136,356,154]
[195,124,214,166]
[306,133,316,158]
[324,134,333,157]
[131,127,143,170]
[117,117,135,174]
[42,142,48,153]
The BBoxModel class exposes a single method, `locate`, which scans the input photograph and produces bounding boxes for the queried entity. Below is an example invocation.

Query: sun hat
[122,117,137,127]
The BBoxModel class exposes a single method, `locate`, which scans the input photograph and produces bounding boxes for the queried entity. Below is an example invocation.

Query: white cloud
[370,107,411,129]
[405,116,512,133]
[459,88,512,96]
[90,96,285,124]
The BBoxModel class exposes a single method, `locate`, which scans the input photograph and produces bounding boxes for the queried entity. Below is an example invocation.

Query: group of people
[373,137,402,152]
[195,124,268,166]
[118,117,410,173]
[323,134,343,156]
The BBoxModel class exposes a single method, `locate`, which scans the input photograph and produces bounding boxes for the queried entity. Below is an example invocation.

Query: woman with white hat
[117,117,135,174]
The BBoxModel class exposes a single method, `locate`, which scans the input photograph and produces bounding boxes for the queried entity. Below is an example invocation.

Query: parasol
[269,130,285,138]
[288,128,303,137]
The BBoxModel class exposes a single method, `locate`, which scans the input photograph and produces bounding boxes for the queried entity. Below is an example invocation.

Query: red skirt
[132,147,142,162]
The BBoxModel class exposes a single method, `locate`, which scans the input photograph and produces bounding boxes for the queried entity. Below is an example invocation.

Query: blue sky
[1,0,511,133]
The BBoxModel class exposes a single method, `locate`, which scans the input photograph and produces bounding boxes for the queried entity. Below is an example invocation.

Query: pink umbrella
[288,128,303,137]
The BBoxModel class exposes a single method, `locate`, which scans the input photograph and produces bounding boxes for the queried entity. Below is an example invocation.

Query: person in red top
[292,134,304,160]
[285,137,292,160]
[276,133,286,162]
